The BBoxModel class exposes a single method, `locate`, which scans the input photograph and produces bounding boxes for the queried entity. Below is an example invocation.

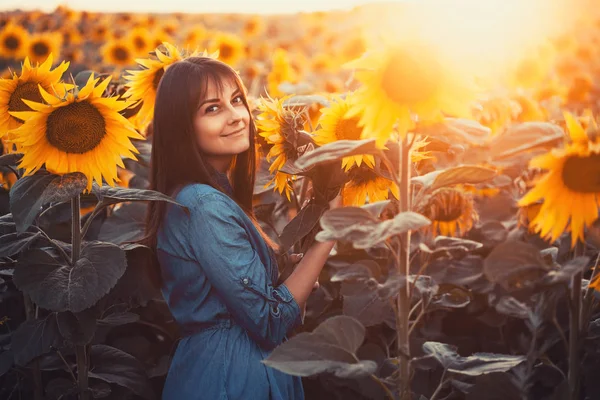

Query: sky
[0,0,413,14]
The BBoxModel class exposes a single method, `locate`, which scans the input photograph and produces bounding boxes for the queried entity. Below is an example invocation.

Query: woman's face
[193,76,251,171]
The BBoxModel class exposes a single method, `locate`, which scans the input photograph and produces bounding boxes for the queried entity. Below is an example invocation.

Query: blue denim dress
[156,174,304,400]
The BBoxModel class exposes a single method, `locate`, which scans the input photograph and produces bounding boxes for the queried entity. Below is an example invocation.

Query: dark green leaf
[422,342,460,369]
[279,203,327,252]
[9,171,57,233]
[430,284,473,309]
[45,377,78,400]
[0,153,23,167]
[330,260,377,283]
[91,185,185,210]
[447,353,526,376]
[294,139,378,170]
[317,208,430,249]
[415,118,491,146]
[14,242,127,312]
[491,122,564,160]
[57,309,97,346]
[495,296,532,319]
[0,231,42,258]
[0,350,13,377]
[342,281,395,327]
[97,202,146,244]
[88,344,154,400]
[262,316,375,378]
[541,256,590,286]
[97,312,140,327]
[12,314,63,366]
[412,165,497,191]
[361,200,392,218]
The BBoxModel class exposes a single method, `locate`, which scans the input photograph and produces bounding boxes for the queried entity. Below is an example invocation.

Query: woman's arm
[283,194,342,311]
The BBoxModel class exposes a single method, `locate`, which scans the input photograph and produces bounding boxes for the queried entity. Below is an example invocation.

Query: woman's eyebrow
[231,88,241,97]
[198,97,220,108]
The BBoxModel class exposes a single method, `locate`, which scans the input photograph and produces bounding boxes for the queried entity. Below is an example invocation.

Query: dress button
[242,278,249,285]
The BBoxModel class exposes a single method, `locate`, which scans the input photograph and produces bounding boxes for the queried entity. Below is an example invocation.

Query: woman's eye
[232,95,243,104]
[205,105,218,113]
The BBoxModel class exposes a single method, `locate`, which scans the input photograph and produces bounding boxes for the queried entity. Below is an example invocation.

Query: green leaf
[10,170,87,233]
[283,94,330,108]
[14,242,127,312]
[97,312,140,327]
[0,153,23,167]
[56,309,97,346]
[540,256,590,286]
[12,314,63,366]
[330,260,378,283]
[483,241,553,290]
[294,139,378,170]
[317,208,430,249]
[91,185,185,210]
[430,284,473,310]
[342,281,395,328]
[262,316,376,378]
[415,118,491,146]
[490,122,564,160]
[0,231,42,258]
[422,341,525,376]
[412,165,497,191]
[278,202,327,252]
[88,344,154,400]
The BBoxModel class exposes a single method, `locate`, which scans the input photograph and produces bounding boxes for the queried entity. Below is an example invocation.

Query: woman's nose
[228,108,243,124]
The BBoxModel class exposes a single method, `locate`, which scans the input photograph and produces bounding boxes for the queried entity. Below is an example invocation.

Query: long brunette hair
[140,56,268,286]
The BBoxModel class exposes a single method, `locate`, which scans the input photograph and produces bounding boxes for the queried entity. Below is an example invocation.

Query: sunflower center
[380,48,442,105]
[133,36,146,51]
[8,82,44,122]
[348,166,378,185]
[31,41,50,57]
[335,116,363,141]
[112,46,130,62]
[562,153,600,193]
[426,189,467,222]
[45,101,107,154]
[220,44,234,59]
[3,34,20,50]
[152,68,165,90]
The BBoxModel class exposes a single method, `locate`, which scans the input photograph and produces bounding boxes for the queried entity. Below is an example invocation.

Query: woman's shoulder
[174,183,239,214]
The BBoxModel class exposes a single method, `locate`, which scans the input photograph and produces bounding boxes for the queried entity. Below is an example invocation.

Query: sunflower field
[1,1,600,399]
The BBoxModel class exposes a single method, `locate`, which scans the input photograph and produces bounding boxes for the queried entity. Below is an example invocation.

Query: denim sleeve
[186,191,302,348]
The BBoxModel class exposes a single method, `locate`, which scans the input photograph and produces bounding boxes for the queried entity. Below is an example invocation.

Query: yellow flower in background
[419,187,478,237]
[184,26,208,51]
[209,32,244,67]
[518,112,600,247]
[27,32,62,64]
[101,38,136,67]
[8,74,144,192]
[255,96,304,200]
[0,54,71,137]
[124,42,204,132]
[345,38,474,148]
[243,16,263,37]
[313,94,375,172]
[0,21,29,60]
[267,48,298,98]
[513,93,547,123]
[127,27,153,57]
[342,165,399,206]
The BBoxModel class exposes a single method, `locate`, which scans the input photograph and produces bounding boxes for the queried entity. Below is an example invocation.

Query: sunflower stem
[23,295,42,400]
[568,270,582,400]
[71,195,89,400]
[396,135,412,399]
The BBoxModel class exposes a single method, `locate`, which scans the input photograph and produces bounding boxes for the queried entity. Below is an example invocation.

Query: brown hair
[140,56,276,286]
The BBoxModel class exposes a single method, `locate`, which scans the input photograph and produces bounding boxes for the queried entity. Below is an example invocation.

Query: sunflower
[0,54,71,137]
[313,94,375,172]
[419,187,478,237]
[344,38,474,148]
[101,38,136,67]
[267,48,298,97]
[0,21,29,60]
[127,27,153,57]
[342,164,399,206]
[209,32,244,67]
[255,96,304,200]
[27,32,62,64]
[124,42,203,132]
[184,26,208,51]
[7,74,144,192]
[518,112,600,247]
[243,16,263,37]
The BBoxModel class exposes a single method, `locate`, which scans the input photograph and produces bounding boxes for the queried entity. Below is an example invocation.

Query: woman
[142,56,341,399]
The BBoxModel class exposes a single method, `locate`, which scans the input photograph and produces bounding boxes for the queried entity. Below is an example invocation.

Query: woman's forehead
[204,75,239,97]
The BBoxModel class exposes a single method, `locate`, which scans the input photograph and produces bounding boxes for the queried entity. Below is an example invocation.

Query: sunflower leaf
[9,171,87,234]
[0,231,42,258]
[0,153,23,167]
[317,208,430,248]
[415,118,491,146]
[278,202,327,252]
[262,316,376,378]
[91,185,186,210]
[294,139,378,170]
[13,242,127,313]
[11,314,64,367]
[412,165,497,191]
[490,122,564,160]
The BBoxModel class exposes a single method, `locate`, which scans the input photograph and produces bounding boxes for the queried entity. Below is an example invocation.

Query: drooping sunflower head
[27,32,62,64]
[313,94,374,172]
[518,112,600,247]
[7,73,144,192]
[419,187,478,237]
[0,54,71,138]
[345,38,474,147]
[123,42,202,132]
[0,21,29,60]
[255,95,306,199]
[342,164,399,206]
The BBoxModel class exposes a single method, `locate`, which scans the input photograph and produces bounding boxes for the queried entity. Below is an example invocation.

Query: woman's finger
[289,253,304,264]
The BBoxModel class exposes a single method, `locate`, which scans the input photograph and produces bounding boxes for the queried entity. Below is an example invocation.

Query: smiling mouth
[223,127,245,137]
